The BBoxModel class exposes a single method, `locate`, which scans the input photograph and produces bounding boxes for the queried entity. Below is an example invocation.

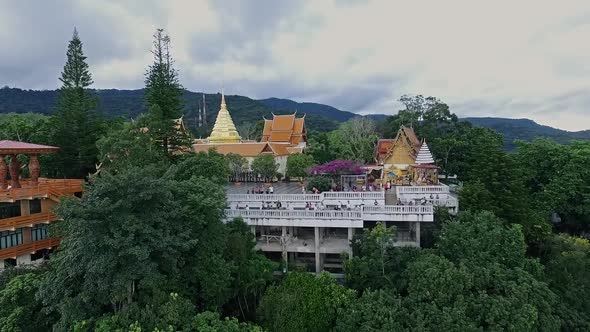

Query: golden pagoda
[208,92,241,143]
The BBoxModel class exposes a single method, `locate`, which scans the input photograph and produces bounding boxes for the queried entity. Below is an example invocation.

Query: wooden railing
[0,237,59,260]
[0,212,55,231]
[0,178,83,202]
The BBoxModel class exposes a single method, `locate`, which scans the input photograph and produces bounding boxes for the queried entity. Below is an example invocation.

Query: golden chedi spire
[208,92,241,143]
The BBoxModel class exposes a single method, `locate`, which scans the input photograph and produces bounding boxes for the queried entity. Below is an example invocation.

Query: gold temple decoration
[208,92,241,143]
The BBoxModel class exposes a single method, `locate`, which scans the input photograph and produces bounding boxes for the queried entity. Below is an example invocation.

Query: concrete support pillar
[314,227,321,274]
[16,254,31,266]
[282,226,288,273]
[348,228,354,258]
[20,200,30,217]
[415,222,421,247]
[250,225,256,236]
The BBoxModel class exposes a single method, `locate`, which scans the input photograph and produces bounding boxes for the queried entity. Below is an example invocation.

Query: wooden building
[0,141,83,269]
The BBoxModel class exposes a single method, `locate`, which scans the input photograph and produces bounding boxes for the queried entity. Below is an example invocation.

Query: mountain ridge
[1,87,588,146]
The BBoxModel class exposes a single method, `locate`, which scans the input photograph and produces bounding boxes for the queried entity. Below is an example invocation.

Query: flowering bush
[309,159,363,176]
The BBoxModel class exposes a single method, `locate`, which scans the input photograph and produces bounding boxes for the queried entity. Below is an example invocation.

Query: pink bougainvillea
[309,159,363,176]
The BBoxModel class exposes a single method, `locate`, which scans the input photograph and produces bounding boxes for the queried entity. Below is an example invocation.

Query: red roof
[0,140,59,154]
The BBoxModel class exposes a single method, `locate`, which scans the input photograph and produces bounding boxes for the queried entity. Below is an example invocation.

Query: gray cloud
[0,0,589,130]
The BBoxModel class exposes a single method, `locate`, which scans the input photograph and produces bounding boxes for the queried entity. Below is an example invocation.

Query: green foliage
[328,117,378,163]
[38,162,231,330]
[226,153,249,180]
[258,272,355,332]
[335,290,409,332]
[224,218,277,320]
[251,154,277,181]
[96,120,168,174]
[345,224,420,291]
[48,29,103,178]
[144,29,187,155]
[0,273,53,332]
[171,150,229,185]
[307,175,332,192]
[285,153,314,179]
[543,234,590,330]
[306,131,337,164]
[0,113,50,143]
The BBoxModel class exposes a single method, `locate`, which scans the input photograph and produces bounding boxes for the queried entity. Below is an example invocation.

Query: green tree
[306,131,336,164]
[543,234,590,331]
[0,273,53,332]
[285,153,314,180]
[48,28,103,178]
[224,218,276,320]
[171,150,229,185]
[258,272,354,332]
[328,117,378,163]
[345,224,421,291]
[96,120,168,174]
[144,29,187,156]
[251,154,277,182]
[335,290,409,332]
[307,175,332,192]
[39,163,231,330]
[226,153,249,182]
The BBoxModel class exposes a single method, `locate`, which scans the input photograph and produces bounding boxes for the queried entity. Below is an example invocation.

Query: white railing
[227,191,384,203]
[396,185,449,194]
[227,194,321,202]
[362,205,433,214]
[225,209,363,220]
[322,192,384,200]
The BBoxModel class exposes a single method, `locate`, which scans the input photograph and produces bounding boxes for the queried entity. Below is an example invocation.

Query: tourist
[247,189,250,194]
[374,200,378,206]
[301,186,306,194]
[269,185,274,194]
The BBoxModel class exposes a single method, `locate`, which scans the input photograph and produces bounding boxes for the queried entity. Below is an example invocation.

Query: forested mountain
[258,97,359,122]
[0,87,340,134]
[463,117,590,149]
[1,87,588,146]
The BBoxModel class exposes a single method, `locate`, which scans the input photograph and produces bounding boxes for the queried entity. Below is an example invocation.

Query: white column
[415,222,421,247]
[348,228,354,258]
[250,226,256,236]
[282,226,288,273]
[16,254,31,266]
[314,226,321,274]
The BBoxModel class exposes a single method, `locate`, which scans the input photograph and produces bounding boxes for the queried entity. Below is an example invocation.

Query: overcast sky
[1,0,589,131]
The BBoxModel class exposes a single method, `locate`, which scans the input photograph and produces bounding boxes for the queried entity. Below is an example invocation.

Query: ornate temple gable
[208,93,241,143]
[381,126,421,166]
[261,113,307,146]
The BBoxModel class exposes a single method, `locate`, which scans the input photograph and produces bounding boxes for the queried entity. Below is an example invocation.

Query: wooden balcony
[0,211,56,231]
[0,237,59,260]
[0,178,84,202]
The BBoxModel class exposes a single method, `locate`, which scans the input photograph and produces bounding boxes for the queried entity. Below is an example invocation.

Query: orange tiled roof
[192,142,291,157]
[261,113,307,144]
[268,143,291,156]
[402,126,420,148]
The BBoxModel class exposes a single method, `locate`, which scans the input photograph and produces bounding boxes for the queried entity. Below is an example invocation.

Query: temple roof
[208,93,241,143]
[0,140,59,154]
[192,142,294,157]
[374,126,421,164]
[415,141,435,164]
[261,113,306,145]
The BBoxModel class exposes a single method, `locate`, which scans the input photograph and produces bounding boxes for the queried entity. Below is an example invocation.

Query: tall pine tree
[144,29,188,155]
[49,28,103,178]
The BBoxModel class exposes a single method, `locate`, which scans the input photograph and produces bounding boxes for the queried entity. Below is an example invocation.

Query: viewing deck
[0,211,55,231]
[225,204,433,226]
[0,178,84,202]
[0,237,59,260]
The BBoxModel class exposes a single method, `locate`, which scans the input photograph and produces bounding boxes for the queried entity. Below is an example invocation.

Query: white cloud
[1,0,589,130]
